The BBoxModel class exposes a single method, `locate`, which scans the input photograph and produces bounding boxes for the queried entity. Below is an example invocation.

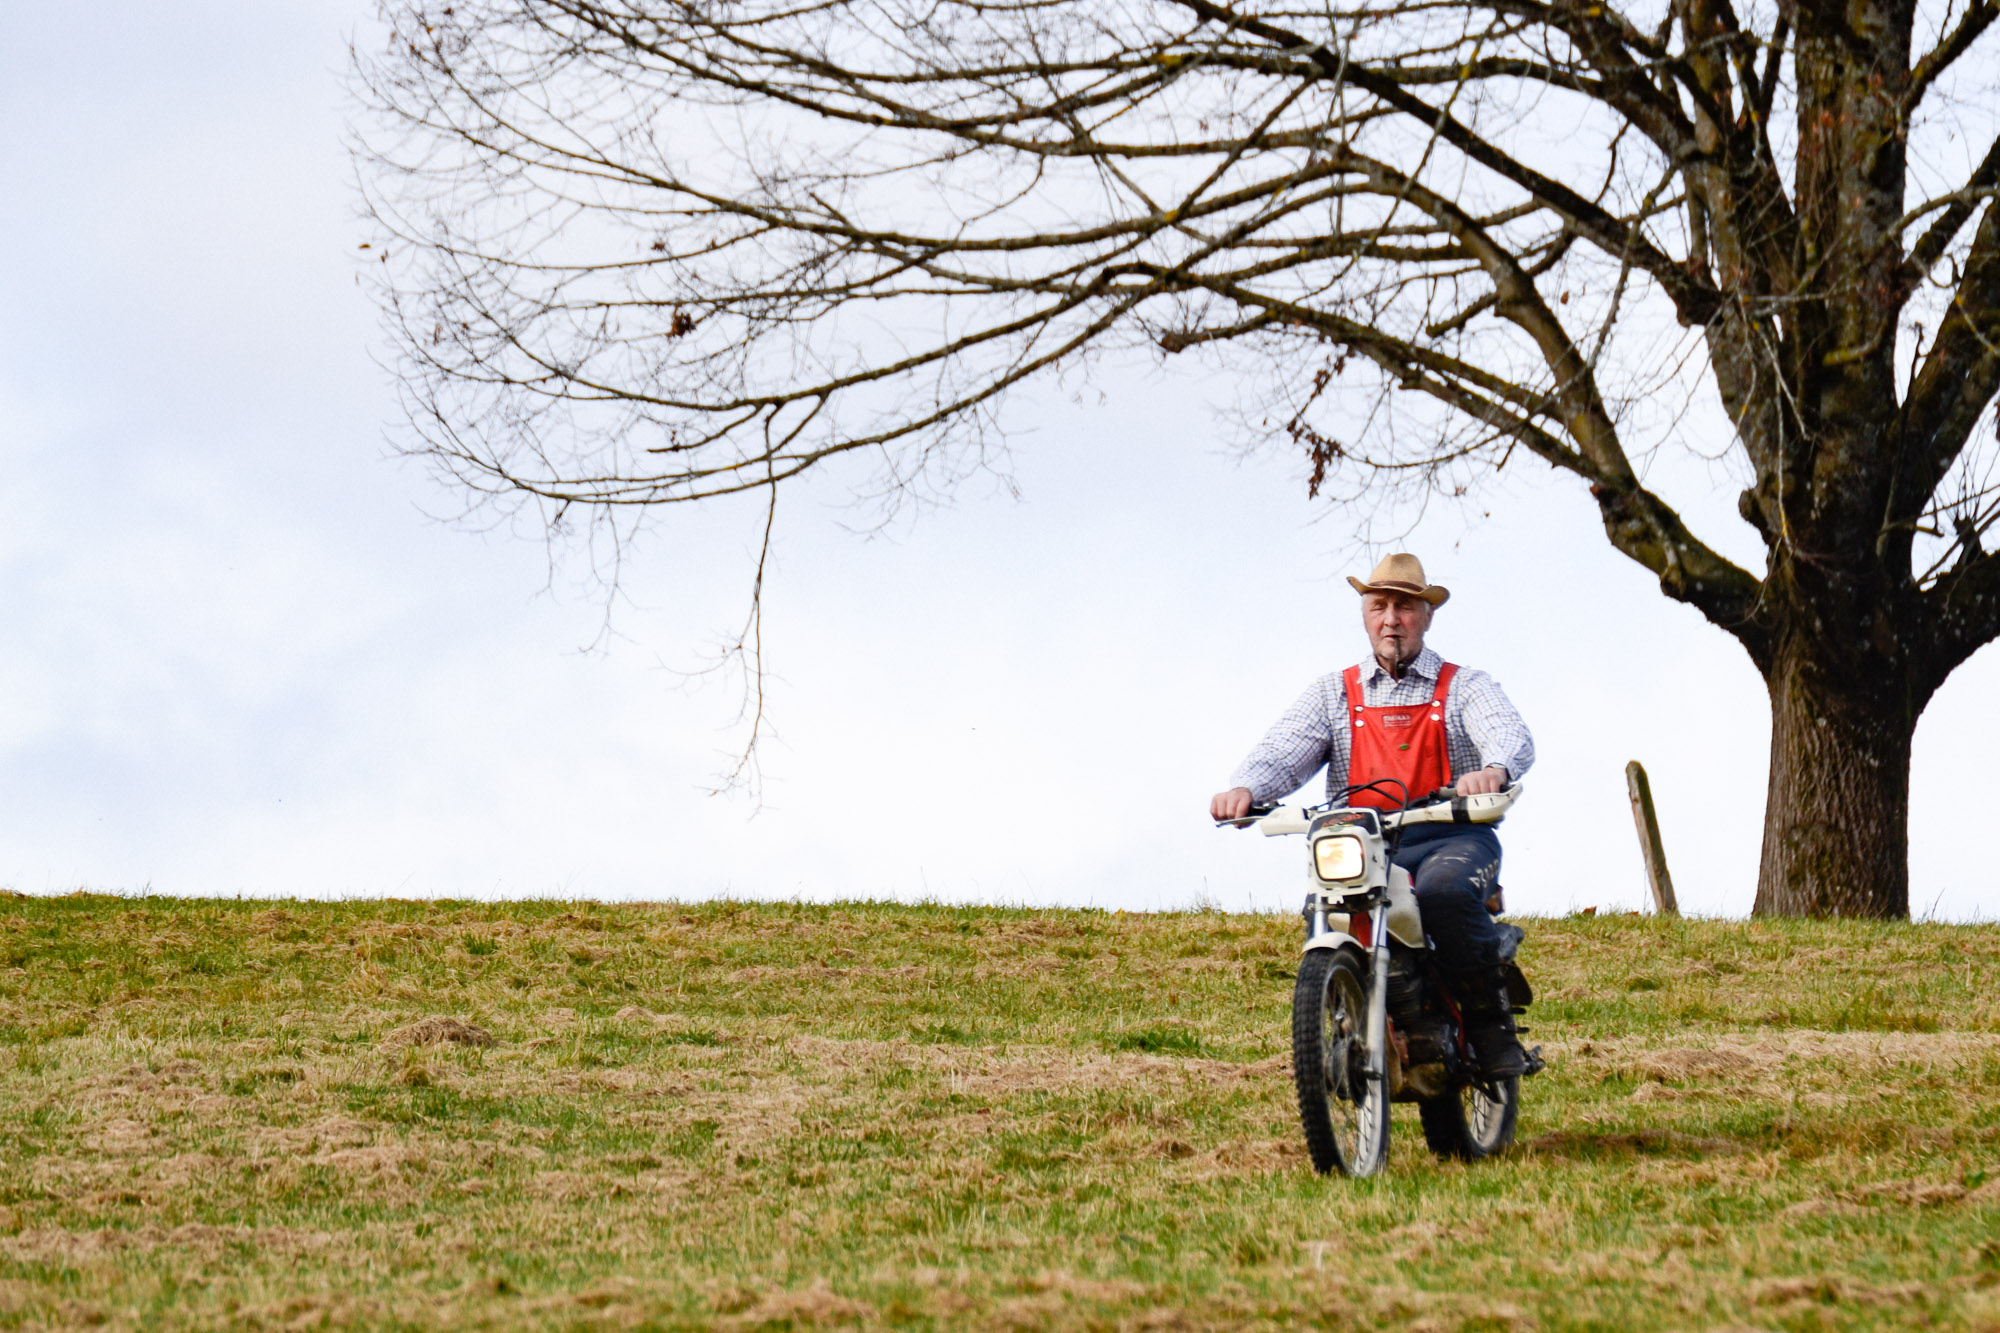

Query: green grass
[0,894,1994,1329]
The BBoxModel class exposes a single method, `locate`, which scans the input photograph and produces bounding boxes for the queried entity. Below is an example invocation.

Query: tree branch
[1591,481,1771,657]
[1896,200,2000,529]
[1920,545,2000,688]
[1907,0,2000,110]
[1170,0,1725,325]
[1902,133,2000,286]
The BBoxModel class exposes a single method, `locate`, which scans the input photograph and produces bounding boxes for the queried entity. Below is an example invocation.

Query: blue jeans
[1389,824,1503,981]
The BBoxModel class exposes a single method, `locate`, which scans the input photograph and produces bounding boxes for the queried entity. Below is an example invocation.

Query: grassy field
[0,895,1994,1330]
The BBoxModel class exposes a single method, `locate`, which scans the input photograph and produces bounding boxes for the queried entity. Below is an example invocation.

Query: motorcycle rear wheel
[1292,947,1389,1177]
[1418,1076,1519,1161]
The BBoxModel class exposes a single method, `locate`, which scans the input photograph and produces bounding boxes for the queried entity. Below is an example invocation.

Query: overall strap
[1342,664,1364,716]
[1431,662,1460,707]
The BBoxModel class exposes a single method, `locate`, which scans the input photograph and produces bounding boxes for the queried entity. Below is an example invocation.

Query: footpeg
[1522,1046,1546,1077]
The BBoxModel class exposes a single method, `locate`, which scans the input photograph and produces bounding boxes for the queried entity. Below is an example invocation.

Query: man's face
[1362,592,1431,668]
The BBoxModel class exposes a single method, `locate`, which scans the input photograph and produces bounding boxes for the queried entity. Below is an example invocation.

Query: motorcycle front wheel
[1292,947,1389,1177]
[1418,1076,1519,1161]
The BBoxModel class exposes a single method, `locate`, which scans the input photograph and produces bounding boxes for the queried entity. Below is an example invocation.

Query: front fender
[1302,929,1367,956]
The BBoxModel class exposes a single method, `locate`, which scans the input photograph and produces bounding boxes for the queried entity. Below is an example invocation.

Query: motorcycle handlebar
[1218,784,1522,833]
[1382,785,1519,828]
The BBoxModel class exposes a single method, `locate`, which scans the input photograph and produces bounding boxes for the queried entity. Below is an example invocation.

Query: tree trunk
[1754,641,1914,918]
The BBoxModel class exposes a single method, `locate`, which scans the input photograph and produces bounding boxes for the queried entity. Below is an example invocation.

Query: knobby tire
[1291,947,1388,1177]
[1418,1076,1520,1161]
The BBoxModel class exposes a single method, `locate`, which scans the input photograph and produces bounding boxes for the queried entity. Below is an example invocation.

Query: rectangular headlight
[1314,833,1365,882]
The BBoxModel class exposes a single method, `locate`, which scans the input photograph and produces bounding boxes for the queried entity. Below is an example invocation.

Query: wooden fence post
[1624,761,1679,916]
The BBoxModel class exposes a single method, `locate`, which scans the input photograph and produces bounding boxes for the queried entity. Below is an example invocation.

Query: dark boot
[1456,971,1530,1080]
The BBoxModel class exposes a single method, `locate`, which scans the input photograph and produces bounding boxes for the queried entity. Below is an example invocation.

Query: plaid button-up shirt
[1227,646,1535,805]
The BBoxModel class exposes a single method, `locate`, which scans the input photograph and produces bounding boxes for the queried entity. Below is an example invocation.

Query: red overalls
[1341,662,1459,810]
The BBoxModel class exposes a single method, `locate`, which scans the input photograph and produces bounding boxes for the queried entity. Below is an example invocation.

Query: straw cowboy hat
[1347,552,1450,607]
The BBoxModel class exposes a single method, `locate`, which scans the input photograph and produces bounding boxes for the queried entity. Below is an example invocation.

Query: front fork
[1308,898,1392,1088]
[1364,903,1390,1084]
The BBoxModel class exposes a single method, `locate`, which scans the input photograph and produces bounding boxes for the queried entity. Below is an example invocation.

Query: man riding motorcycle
[1209,553,1537,1078]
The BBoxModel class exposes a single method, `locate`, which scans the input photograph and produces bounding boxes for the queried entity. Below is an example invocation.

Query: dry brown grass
[0,898,1993,1329]
[382,1016,496,1048]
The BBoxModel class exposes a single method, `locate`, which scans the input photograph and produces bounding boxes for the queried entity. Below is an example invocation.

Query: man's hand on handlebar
[1454,765,1508,796]
[1213,772,1502,823]
[1210,787,1256,823]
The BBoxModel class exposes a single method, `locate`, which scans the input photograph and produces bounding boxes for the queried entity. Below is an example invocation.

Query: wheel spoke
[1293,949,1389,1177]
[1324,967,1370,1164]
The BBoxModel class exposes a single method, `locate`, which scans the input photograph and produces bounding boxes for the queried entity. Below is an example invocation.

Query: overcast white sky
[2,3,1994,918]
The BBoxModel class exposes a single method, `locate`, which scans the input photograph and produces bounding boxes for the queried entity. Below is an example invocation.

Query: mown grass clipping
[0,896,1996,1330]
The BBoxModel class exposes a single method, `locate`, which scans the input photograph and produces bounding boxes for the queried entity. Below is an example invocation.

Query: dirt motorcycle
[1219,781,1539,1177]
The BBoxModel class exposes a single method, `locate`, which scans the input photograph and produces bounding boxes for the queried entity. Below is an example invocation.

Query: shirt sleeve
[1448,667,1535,782]
[1226,676,1338,804]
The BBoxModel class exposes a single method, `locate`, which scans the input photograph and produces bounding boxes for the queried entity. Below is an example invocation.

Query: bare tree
[353,0,2000,916]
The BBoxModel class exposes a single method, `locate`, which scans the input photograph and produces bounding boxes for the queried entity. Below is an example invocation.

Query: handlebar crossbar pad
[1383,785,1518,828]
